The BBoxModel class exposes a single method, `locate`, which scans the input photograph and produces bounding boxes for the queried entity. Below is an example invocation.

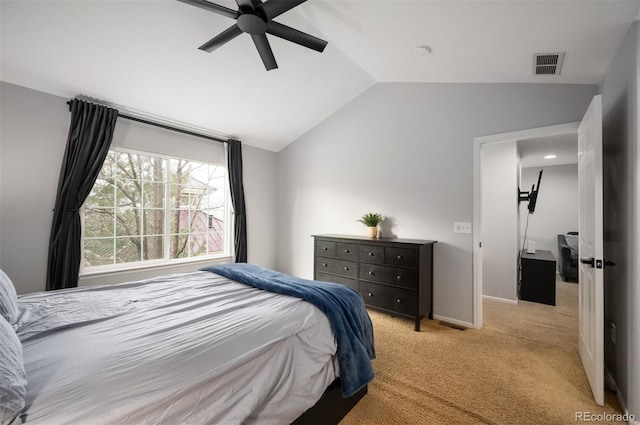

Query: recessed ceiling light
[544,154,557,159]
[414,45,432,55]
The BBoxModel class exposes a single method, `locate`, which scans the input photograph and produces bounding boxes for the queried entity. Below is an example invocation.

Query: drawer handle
[396,275,402,280]
[322,263,328,267]
[368,271,374,275]
[344,249,350,253]
[322,247,328,250]
[396,298,402,304]
[368,252,374,256]
[344,267,349,271]
[368,292,373,297]
[397,255,402,260]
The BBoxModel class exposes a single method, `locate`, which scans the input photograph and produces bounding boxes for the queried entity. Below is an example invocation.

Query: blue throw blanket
[199,263,375,397]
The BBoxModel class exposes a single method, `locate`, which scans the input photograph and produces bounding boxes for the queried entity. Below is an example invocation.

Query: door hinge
[596,259,603,269]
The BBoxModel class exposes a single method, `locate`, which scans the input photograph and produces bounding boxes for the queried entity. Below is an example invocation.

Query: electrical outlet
[454,222,472,234]
[611,323,616,344]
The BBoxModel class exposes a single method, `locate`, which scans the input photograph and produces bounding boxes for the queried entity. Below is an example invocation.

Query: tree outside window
[83,150,226,268]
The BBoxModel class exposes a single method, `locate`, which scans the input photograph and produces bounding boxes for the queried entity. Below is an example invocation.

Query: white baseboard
[482,294,518,305]
[432,314,474,329]
[605,368,638,425]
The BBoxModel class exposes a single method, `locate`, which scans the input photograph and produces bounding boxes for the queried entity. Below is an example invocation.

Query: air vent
[533,52,565,75]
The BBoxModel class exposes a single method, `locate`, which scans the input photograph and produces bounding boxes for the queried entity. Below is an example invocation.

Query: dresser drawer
[336,242,358,261]
[316,240,336,257]
[359,244,385,264]
[359,264,418,289]
[385,246,418,268]
[315,257,358,279]
[315,272,359,291]
[359,282,416,316]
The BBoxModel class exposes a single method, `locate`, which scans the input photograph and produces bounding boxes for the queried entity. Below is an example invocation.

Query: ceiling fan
[178,0,328,71]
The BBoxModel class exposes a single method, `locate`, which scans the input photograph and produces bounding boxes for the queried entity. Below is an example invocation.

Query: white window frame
[80,147,233,276]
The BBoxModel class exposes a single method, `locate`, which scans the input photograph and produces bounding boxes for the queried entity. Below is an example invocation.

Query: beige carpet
[341,278,621,425]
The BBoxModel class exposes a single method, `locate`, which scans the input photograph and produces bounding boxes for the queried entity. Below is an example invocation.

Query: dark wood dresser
[313,234,437,331]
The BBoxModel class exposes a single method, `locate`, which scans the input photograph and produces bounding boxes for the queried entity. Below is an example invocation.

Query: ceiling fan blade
[177,0,238,19]
[260,0,307,20]
[251,34,278,70]
[198,24,243,52]
[266,21,327,52]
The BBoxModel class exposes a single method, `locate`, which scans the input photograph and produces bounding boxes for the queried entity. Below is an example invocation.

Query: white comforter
[15,271,338,425]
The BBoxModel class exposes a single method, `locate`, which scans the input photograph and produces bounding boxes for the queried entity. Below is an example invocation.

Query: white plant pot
[366,226,377,238]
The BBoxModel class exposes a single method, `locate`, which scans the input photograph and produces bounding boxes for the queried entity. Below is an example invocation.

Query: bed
[0,264,375,425]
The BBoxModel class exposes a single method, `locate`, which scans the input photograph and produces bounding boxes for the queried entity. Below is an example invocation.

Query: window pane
[169,210,190,234]
[171,185,187,209]
[144,182,165,209]
[116,152,141,180]
[140,156,166,183]
[116,179,141,207]
[169,234,189,259]
[207,231,224,253]
[84,238,114,266]
[85,208,114,237]
[190,233,208,257]
[190,211,209,232]
[143,209,164,236]
[116,236,142,263]
[85,179,115,207]
[115,207,141,237]
[170,159,189,186]
[143,236,164,261]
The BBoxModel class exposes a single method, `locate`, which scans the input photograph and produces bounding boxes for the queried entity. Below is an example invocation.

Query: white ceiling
[518,133,578,168]
[1,0,639,151]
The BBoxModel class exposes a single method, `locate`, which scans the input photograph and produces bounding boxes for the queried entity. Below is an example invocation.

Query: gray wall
[481,141,518,302]
[0,82,278,294]
[0,82,68,294]
[276,82,597,325]
[520,164,579,263]
[600,21,639,419]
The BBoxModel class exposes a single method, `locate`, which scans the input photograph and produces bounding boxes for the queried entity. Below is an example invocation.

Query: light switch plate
[454,222,472,234]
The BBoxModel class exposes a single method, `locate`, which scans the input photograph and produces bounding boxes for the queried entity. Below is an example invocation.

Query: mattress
[14,271,338,425]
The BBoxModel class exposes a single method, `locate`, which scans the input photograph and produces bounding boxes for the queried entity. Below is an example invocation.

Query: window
[82,149,229,271]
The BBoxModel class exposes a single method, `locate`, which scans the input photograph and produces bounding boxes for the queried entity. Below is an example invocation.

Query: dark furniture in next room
[313,234,437,331]
[558,232,579,283]
[520,249,557,306]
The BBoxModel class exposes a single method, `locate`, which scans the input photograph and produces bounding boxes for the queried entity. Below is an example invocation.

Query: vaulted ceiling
[1,0,639,151]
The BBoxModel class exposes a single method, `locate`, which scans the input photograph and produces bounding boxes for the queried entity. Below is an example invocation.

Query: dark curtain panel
[46,99,118,290]
[227,139,247,263]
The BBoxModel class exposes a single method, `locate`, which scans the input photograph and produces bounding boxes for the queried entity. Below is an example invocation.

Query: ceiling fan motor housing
[237,13,267,35]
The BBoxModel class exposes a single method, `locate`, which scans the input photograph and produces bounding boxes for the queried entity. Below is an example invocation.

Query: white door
[578,95,604,406]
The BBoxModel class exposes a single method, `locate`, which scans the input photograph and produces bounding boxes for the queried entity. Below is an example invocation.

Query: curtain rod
[66,100,228,145]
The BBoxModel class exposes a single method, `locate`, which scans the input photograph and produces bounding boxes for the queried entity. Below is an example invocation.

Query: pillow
[0,315,27,425]
[564,233,579,256]
[0,270,19,326]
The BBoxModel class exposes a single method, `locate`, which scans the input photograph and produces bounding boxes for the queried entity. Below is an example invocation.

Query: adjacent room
[1,1,639,424]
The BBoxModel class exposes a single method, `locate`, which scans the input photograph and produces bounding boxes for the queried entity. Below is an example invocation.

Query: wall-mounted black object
[518,169,543,213]
[177,0,328,71]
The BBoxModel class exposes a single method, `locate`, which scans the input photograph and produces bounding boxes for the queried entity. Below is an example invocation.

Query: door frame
[472,122,580,329]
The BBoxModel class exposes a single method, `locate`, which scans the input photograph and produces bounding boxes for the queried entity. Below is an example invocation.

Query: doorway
[472,122,580,329]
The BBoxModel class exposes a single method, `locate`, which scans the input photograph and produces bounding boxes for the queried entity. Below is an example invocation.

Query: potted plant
[357,213,383,238]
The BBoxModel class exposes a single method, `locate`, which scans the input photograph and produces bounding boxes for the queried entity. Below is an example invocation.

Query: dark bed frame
[292,378,367,425]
